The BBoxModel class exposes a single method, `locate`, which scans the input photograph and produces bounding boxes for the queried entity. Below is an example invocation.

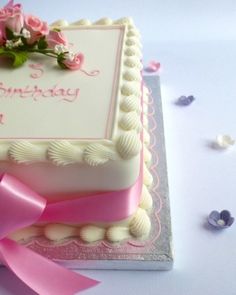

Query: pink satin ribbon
[0,166,143,294]
[0,174,99,295]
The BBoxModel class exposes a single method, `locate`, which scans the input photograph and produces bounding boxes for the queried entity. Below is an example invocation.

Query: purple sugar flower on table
[208,210,234,229]
[176,95,195,106]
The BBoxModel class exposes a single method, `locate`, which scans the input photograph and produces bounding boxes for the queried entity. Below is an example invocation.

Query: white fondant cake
[0,17,154,243]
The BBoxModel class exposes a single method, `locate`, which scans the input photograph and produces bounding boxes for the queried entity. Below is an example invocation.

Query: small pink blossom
[24,14,49,44]
[63,53,84,70]
[46,30,68,49]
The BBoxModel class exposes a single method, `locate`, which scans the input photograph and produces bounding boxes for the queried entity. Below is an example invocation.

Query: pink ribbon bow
[0,174,99,295]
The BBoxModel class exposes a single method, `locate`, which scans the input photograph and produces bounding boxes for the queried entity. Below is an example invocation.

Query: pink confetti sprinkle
[145,60,161,73]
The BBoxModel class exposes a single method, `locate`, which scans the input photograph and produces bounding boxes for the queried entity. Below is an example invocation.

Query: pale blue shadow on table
[0,268,37,295]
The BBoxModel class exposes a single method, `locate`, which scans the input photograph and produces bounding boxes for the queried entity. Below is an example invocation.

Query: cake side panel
[0,155,140,196]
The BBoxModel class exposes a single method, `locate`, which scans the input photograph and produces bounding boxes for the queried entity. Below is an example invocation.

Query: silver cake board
[25,75,173,271]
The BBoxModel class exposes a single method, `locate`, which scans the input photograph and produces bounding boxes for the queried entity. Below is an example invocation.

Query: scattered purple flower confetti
[176,95,195,106]
[144,60,161,73]
[208,210,234,229]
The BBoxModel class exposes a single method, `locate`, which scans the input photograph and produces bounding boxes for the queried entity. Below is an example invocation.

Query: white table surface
[0,0,236,294]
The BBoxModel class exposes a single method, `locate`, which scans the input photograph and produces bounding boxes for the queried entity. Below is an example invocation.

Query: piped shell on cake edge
[120,95,141,112]
[116,131,141,160]
[119,111,142,132]
[9,141,47,164]
[48,141,83,166]
[83,143,117,166]
[80,225,106,243]
[129,208,151,238]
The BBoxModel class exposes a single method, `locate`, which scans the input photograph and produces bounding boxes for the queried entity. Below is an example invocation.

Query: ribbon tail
[0,238,99,295]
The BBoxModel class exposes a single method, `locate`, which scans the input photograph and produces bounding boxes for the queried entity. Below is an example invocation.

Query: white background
[0,1,236,294]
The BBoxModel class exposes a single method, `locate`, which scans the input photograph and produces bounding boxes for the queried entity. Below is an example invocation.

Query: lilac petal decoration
[208,210,234,229]
[220,210,230,221]
[208,211,221,227]
[176,95,195,106]
[228,217,235,227]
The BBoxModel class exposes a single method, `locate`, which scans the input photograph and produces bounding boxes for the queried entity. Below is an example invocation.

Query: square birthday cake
[0,3,154,244]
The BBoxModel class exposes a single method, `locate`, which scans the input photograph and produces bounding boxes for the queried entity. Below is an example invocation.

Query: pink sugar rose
[0,28,4,45]
[63,53,84,70]
[5,8,23,33]
[0,5,23,37]
[46,30,68,49]
[24,14,49,44]
[4,0,22,9]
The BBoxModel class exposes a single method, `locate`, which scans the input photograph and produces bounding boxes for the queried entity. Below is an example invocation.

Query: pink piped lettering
[0,113,4,124]
[29,63,44,79]
[0,83,6,97]
[0,82,80,103]
[62,88,80,102]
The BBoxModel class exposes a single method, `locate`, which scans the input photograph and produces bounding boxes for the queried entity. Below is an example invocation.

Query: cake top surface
[0,25,126,140]
[0,12,143,166]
